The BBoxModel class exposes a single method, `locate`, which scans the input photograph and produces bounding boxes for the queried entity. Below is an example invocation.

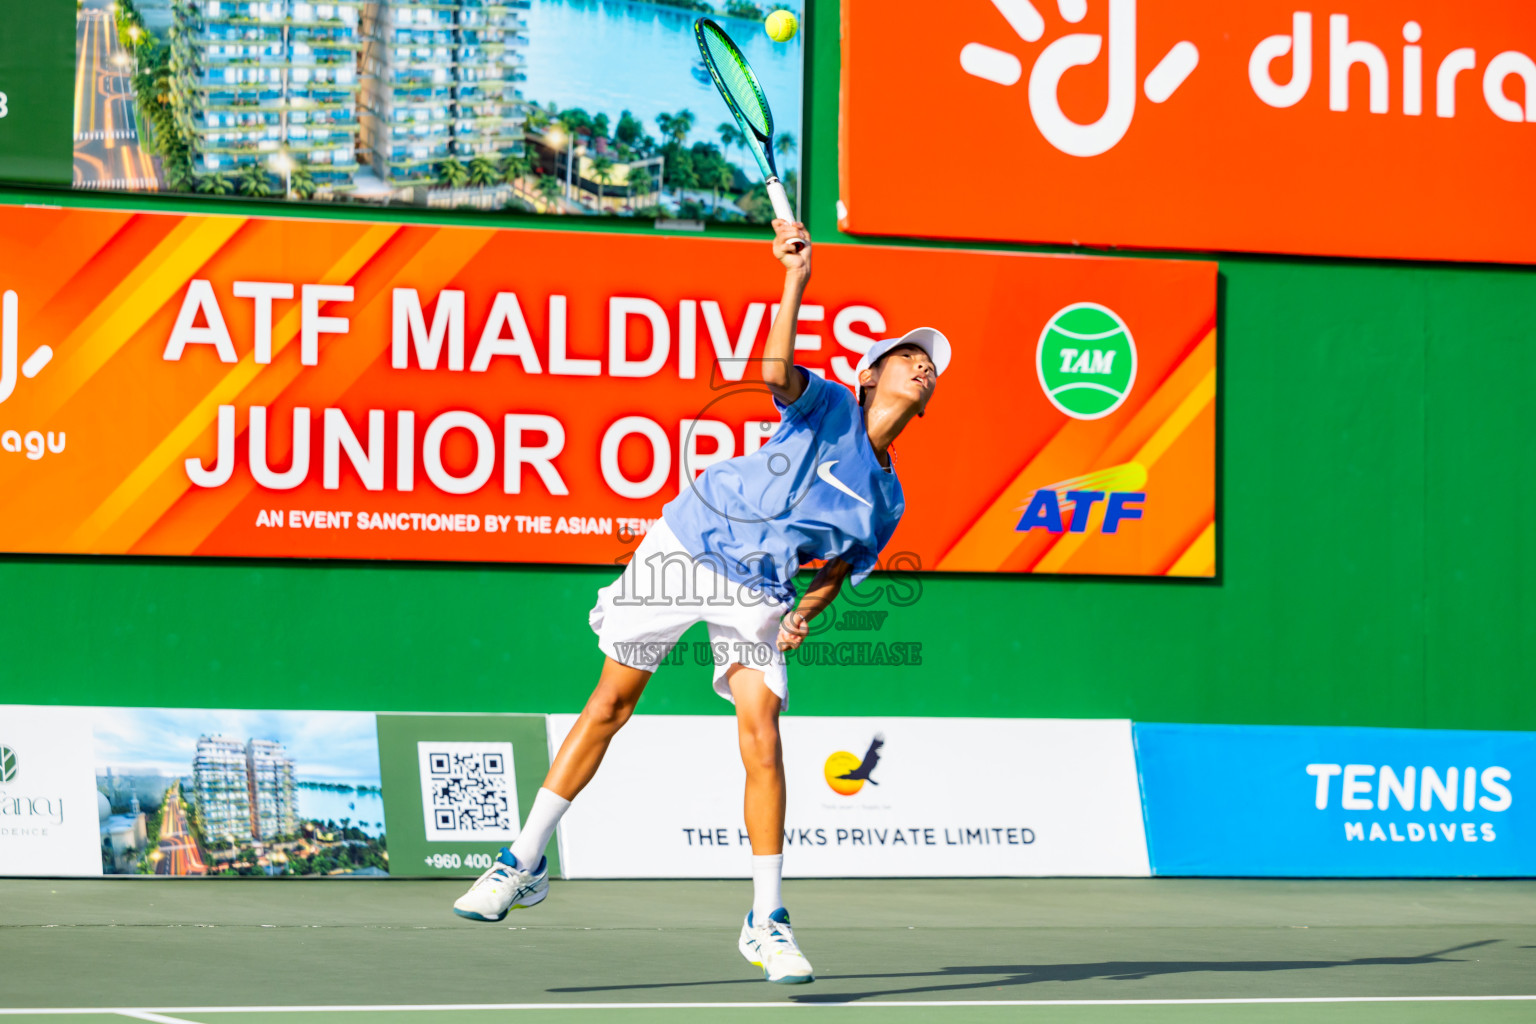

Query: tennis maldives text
[164,282,888,498]
[1308,763,1513,843]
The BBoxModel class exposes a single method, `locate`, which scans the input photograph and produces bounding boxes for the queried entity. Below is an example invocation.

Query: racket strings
[701,27,773,138]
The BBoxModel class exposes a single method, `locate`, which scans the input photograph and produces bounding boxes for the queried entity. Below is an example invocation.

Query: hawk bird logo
[824,734,884,795]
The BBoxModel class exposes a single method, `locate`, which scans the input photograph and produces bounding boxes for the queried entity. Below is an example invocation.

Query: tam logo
[961,0,1199,157]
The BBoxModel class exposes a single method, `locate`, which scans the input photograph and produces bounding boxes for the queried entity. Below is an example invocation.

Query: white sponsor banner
[0,706,102,876]
[550,715,1150,878]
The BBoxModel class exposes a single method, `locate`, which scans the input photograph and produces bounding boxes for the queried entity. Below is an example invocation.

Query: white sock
[508,787,571,870]
[752,853,784,924]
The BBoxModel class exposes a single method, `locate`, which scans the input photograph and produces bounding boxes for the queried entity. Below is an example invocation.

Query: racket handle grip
[766,177,805,252]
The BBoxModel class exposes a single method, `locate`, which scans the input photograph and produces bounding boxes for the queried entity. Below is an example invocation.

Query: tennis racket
[693,17,805,251]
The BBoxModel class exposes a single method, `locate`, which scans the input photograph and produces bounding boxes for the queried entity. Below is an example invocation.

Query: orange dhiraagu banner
[0,206,1216,577]
[840,0,1536,264]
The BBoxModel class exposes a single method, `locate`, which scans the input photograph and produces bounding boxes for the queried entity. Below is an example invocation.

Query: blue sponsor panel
[1134,723,1535,877]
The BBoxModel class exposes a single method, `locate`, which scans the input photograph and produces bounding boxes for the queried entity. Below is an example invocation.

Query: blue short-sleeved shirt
[661,368,904,603]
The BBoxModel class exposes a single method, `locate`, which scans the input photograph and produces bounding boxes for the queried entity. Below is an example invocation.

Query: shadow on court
[550,940,1501,1003]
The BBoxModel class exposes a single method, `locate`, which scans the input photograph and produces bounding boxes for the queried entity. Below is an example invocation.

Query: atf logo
[0,291,54,405]
[824,734,883,796]
[0,744,16,783]
[1016,464,1146,534]
[960,0,1198,157]
[1037,302,1137,420]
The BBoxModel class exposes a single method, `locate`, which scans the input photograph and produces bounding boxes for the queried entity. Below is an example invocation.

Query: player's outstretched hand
[772,219,811,277]
[776,609,810,652]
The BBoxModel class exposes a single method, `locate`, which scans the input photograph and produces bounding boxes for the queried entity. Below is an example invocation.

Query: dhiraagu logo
[1036,302,1137,420]
[0,744,16,783]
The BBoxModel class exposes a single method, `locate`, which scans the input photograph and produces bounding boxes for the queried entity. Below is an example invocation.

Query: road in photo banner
[1136,723,1536,877]
[376,714,556,878]
[0,704,386,878]
[551,715,1150,878]
[0,706,101,876]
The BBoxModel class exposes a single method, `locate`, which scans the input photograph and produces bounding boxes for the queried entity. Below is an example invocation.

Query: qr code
[417,742,521,842]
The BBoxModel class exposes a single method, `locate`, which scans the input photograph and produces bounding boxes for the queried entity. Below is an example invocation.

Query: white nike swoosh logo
[816,460,872,508]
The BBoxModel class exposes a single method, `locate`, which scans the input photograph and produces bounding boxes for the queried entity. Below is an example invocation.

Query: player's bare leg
[453,657,651,921]
[544,658,653,800]
[729,663,814,983]
[730,663,786,856]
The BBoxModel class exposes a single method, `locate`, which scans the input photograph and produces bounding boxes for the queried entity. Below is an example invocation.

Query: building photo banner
[0,704,552,879]
[3,0,804,223]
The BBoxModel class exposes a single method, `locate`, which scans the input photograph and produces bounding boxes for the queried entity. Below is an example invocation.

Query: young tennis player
[452,219,950,985]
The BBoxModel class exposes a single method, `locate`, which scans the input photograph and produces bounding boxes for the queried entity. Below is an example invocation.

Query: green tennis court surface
[2,879,1532,1023]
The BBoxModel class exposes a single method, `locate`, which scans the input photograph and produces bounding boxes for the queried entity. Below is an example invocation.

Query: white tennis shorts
[589,517,794,708]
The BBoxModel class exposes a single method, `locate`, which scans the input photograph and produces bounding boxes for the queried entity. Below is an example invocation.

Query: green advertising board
[376,713,559,879]
[0,5,73,185]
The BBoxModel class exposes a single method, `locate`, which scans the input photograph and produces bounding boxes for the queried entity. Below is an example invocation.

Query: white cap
[854,327,952,401]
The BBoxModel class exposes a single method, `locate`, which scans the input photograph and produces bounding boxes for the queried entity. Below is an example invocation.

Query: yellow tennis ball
[765,9,798,43]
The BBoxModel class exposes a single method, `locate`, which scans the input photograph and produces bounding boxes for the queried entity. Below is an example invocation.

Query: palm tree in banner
[626,166,653,210]
[774,131,797,162]
[236,163,273,198]
[589,155,614,211]
[468,154,499,188]
[165,155,196,193]
[668,109,695,146]
[438,157,470,189]
[195,171,230,194]
[536,173,562,212]
[501,151,531,189]
[290,164,317,201]
[717,122,743,166]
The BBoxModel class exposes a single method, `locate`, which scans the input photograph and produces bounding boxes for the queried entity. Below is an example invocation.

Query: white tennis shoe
[452,850,548,922]
[738,907,815,984]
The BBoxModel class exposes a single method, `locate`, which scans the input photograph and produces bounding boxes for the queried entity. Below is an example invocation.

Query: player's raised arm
[776,557,851,651]
[762,219,812,406]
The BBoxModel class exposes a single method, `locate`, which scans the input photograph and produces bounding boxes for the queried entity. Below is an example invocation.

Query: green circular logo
[1036,303,1137,420]
[0,745,16,783]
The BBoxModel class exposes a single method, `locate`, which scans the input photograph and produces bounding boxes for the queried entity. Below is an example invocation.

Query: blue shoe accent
[768,907,791,925]
[452,905,507,923]
[497,847,519,869]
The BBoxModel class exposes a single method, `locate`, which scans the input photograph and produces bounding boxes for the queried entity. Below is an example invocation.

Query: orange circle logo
[824,751,864,796]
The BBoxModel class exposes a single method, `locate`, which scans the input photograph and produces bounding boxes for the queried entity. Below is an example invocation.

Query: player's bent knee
[584,688,638,729]
[739,726,783,775]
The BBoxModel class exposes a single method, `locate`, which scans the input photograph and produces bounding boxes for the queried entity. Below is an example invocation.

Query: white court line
[116,1013,200,1024]
[0,996,1532,1014]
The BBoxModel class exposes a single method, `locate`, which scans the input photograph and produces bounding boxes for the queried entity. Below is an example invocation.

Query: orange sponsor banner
[0,205,1215,576]
[840,0,1536,264]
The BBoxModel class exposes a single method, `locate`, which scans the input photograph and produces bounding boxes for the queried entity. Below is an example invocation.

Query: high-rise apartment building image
[170,0,366,194]
[192,735,253,845]
[192,735,298,846]
[246,739,298,840]
[168,0,527,198]
[359,0,530,189]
